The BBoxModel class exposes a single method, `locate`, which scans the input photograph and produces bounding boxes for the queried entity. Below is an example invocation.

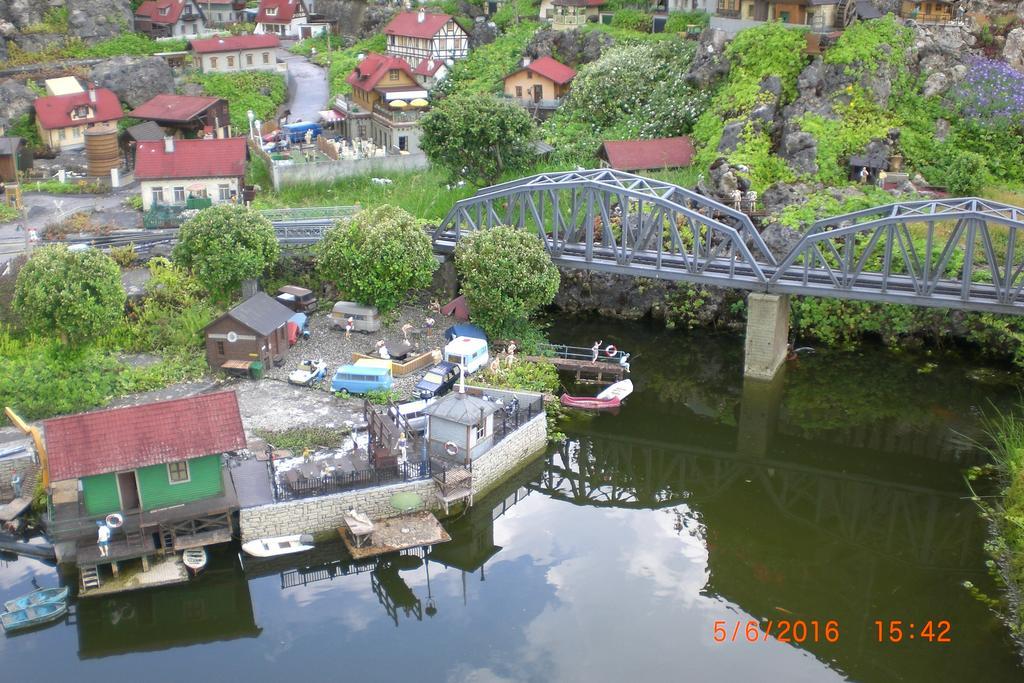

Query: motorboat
[560,379,634,411]
[288,359,328,386]
[241,534,315,558]
[182,548,208,576]
[596,379,634,401]
[3,586,69,613]
[1,601,67,634]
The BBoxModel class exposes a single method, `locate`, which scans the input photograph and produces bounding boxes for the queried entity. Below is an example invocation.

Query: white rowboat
[241,534,315,558]
[596,379,634,402]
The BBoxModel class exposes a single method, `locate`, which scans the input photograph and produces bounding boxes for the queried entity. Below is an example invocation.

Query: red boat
[559,394,621,410]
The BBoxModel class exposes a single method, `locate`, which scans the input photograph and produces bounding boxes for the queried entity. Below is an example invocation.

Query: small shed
[204,292,294,370]
[0,137,31,182]
[424,392,500,462]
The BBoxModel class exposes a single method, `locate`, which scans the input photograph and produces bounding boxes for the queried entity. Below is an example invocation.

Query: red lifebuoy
[605,345,617,357]
[445,441,459,457]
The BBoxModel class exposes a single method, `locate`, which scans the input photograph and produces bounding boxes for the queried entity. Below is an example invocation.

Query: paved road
[281,50,329,125]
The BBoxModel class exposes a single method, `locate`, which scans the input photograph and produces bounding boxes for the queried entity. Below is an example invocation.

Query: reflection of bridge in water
[532,433,982,572]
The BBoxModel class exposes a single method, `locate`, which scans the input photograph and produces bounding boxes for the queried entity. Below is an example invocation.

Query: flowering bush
[948,58,1024,128]
[545,40,708,162]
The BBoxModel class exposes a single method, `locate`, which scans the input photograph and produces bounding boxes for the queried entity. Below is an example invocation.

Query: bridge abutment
[744,293,790,380]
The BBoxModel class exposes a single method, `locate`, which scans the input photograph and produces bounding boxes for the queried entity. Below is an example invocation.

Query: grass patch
[0,205,19,222]
[254,426,352,452]
[25,179,110,195]
[188,71,286,131]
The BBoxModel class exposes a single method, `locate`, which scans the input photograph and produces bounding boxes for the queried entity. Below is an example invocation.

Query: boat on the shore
[3,586,69,613]
[560,379,634,411]
[1,601,68,634]
[241,534,315,558]
[182,548,208,576]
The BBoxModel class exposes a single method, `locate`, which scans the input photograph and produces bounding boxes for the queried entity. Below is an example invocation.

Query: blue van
[282,122,322,143]
[331,363,393,394]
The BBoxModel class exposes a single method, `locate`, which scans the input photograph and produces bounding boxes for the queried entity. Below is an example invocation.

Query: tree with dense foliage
[13,245,126,345]
[315,205,437,314]
[455,226,560,337]
[173,205,280,304]
[420,93,538,186]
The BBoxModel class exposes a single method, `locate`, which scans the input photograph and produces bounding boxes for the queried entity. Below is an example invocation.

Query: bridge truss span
[435,172,1024,315]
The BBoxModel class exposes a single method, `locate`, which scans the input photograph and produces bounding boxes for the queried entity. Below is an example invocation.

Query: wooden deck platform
[79,555,189,598]
[524,355,624,384]
[338,511,450,560]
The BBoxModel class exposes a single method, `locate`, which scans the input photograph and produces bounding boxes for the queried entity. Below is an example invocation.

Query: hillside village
[2,0,1024,672]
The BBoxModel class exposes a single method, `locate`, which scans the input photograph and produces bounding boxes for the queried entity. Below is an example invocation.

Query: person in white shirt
[97,524,111,557]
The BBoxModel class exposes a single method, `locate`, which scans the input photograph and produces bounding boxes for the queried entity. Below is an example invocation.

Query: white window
[246,53,253,65]
[266,6,278,15]
[262,51,270,64]
[474,420,487,441]
[167,461,190,484]
[218,183,231,201]
[210,56,218,68]
[173,186,185,203]
[151,187,164,205]
[227,56,235,67]
[58,128,66,141]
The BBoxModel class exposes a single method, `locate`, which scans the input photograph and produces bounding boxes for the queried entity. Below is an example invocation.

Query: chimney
[164,136,175,154]
[417,8,425,23]
[522,56,531,67]
[88,85,97,103]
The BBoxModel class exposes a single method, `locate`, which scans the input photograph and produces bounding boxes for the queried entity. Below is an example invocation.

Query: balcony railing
[503,95,563,111]
[372,104,425,124]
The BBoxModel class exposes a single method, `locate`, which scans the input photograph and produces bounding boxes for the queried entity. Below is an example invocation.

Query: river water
[2,321,1023,682]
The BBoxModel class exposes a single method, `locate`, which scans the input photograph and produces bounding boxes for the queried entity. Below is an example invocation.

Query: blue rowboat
[1,601,67,633]
[4,587,69,613]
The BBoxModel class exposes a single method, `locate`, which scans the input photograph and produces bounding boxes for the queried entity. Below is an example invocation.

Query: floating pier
[529,343,629,385]
[339,511,450,560]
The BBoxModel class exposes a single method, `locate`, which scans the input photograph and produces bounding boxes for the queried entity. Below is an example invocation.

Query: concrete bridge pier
[743,293,790,380]
[737,370,786,457]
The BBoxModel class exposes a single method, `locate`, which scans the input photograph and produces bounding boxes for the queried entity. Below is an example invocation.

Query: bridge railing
[260,206,359,222]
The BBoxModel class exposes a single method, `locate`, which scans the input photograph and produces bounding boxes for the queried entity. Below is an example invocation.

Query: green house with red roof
[44,391,247,590]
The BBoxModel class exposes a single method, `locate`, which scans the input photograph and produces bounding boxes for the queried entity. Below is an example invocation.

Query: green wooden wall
[136,455,224,511]
[82,473,120,516]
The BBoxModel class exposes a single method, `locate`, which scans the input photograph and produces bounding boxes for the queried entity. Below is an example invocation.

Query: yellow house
[900,0,954,23]
[503,56,576,115]
[345,53,430,153]
[33,87,124,152]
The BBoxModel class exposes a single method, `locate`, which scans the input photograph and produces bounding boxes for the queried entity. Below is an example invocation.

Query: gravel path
[264,303,457,400]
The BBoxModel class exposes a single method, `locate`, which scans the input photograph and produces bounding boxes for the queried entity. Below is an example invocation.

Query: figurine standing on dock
[591,340,603,363]
[97,523,110,557]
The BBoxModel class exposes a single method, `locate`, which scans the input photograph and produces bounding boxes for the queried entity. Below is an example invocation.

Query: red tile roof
[599,137,695,172]
[552,0,605,5]
[130,94,222,123]
[44,391,247,481]
[135,0,188,25]
[346,53,418,93]
[256,0,304,25]
[509,56,576,85]
[384,10,455,39]
[33,88,124,131]
[413,57,445,77]
[134,137,247,180]
[190,34,281,53]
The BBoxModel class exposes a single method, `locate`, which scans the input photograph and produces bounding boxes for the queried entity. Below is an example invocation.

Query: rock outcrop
[526,28,613,66]
[0,78,36,126]
[685,27,729,88]
[468,18,498,49]
[1005,27,1024,73]
[67,0,133,42]
[90,56,175,108]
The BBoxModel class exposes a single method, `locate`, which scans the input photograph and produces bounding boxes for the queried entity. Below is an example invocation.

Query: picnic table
[342,510,374,548]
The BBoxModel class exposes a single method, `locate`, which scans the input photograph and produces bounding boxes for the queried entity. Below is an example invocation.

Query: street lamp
[247,109,255,140]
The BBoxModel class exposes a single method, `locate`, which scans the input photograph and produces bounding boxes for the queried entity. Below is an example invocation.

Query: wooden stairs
[80,564,100,591]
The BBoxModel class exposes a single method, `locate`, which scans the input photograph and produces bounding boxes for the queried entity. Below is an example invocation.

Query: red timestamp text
[874,620,951,643]
[713,619,841,644]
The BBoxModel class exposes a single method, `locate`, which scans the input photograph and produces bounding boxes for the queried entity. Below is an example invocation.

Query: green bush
[174,205,280,304]
[611,9,651,32]
[492,0,538,30]
[188,72,286,130]
[9,114,43,150]
[421,93,538,186]
[477,359,559,393]
[13,246,126,346]
[315,205,437,314]
[455,225,560,338]
[943,150,989,196]
[254,426,351,451]
[664,10,710,33]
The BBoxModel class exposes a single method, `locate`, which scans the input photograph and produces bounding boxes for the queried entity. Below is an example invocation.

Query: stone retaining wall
[239,412,548,541]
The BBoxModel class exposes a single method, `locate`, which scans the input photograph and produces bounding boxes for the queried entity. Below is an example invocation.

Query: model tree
[316,205,437,314]
[173,205,280,304]
[455,225,560,337]
[13,245,126,345]
[420,93,538,187]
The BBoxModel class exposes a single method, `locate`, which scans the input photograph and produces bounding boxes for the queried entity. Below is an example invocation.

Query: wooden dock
[524,356,625,384]
[338,511,450,560]
[79,554,189,598]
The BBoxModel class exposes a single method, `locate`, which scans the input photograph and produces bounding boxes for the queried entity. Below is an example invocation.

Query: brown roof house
[0,137,31,182]
[597,137,695,172]
[503,56,576,119]
[130,94,231,139]
[204,292,295,371]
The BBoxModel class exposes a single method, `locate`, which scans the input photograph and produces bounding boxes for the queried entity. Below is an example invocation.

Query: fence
[274,459,430,502]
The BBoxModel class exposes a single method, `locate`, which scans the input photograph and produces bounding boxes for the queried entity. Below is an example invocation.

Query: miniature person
[11,472,21,499]
[401,323,413,341]
[859,166,869,184]
[618,352,631,374]
[398,432,408,460]
[877,170,888,188]
[429,299,441,314]
[97,523,111,558]
[506,340,517,366]
[377,340,390,359]
[345,316,354,338]
[591,340,603,363]
[424,316,435,329]
[303,447,312,462]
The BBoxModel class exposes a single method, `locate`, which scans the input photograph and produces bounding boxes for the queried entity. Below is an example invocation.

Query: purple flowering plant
[948,58,1024,127]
